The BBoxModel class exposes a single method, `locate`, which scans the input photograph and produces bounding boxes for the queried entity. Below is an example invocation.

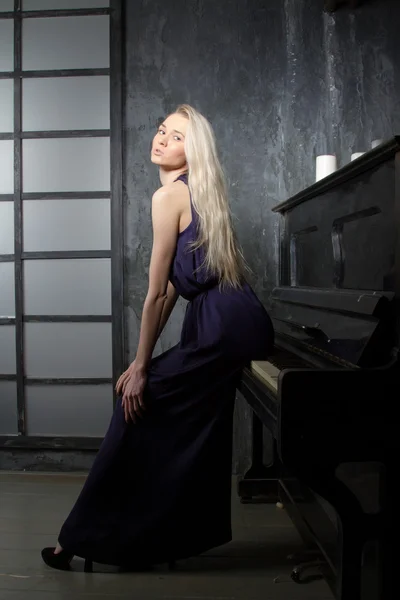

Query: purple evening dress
[58,173,274,567]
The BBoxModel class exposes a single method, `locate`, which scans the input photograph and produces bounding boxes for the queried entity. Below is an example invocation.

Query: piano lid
[271,136,400,215]
[269,137,400,369]
[271,286,395,368]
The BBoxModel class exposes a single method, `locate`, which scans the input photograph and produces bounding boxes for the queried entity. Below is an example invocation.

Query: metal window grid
[0,0,124,448]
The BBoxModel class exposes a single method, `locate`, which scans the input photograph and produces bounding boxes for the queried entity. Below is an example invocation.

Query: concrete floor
[0,472,333,600]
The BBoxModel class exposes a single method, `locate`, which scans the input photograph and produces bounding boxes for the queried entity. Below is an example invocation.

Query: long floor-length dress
[58,174,274,567]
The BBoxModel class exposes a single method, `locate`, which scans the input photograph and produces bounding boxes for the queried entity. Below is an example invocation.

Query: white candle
[351,152,365,161]
[316,155,337,182]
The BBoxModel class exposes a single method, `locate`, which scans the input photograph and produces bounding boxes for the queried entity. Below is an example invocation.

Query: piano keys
[251,360,279,392]
[237,136,400,600]
[251,348,312,393]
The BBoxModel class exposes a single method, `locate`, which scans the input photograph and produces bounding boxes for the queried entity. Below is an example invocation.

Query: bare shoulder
[152,180,189,213]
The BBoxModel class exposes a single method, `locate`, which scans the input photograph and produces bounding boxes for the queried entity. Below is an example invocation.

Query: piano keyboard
[250,349,311,393]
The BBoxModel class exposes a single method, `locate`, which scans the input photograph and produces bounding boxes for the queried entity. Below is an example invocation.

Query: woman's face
[151,113,188,170]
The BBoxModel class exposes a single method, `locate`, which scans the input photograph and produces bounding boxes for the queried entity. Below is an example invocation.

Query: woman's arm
[157,280,179,339]
[121,183,183,423]
[134,186,180,373]
[115,280,178,401]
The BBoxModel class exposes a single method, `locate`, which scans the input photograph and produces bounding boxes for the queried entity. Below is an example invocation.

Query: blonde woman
[41,104,274,572]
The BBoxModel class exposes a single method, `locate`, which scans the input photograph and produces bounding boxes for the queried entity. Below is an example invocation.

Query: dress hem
[58,532,233,568]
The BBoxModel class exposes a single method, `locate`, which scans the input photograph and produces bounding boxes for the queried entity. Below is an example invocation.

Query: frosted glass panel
[23,77,110,131]
[0,201,14,254]
[24,0,109,8]
[0,382,18,435]
[0,262,15,317]
[0,20,13,71]
[23,16,109,70]
[24,322,112,377]
[26,384,112,437]
[0,140,14,193]
[0,79,13,132]
[23,137,110,192]
[23,198,110,251]
[0,1,14,11]
[0,326,16,374]
[24,258,111,315]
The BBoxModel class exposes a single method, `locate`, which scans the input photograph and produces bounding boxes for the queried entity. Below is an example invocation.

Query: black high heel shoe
[41,547,93,572]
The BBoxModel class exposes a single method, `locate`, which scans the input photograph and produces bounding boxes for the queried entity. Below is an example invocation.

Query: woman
[41,104,274,572]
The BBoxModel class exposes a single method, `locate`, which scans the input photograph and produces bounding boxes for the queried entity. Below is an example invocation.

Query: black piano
[237,137,399,600]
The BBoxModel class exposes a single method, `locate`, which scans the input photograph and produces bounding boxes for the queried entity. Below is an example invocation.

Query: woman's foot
[41,547,73,571]
[41,547,93,573]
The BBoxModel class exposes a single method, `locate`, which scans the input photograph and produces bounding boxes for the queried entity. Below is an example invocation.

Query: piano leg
[302,475,373,600]
[336,516,364,600]
[382,458,395,600]
[237,412,279,504]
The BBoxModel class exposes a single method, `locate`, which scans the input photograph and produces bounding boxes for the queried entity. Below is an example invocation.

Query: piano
[237,137,399,600]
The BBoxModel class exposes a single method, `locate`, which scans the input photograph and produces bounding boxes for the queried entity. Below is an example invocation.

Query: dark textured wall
[122,0,400,473]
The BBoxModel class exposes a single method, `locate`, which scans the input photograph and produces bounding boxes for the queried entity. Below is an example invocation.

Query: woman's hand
[121,365,147,424]
[115,361,136,396]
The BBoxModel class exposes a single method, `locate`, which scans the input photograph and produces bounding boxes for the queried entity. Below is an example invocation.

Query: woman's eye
[158,129,165,134]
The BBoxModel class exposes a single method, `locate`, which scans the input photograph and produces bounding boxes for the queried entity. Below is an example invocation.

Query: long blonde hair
[175,104,247,289]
